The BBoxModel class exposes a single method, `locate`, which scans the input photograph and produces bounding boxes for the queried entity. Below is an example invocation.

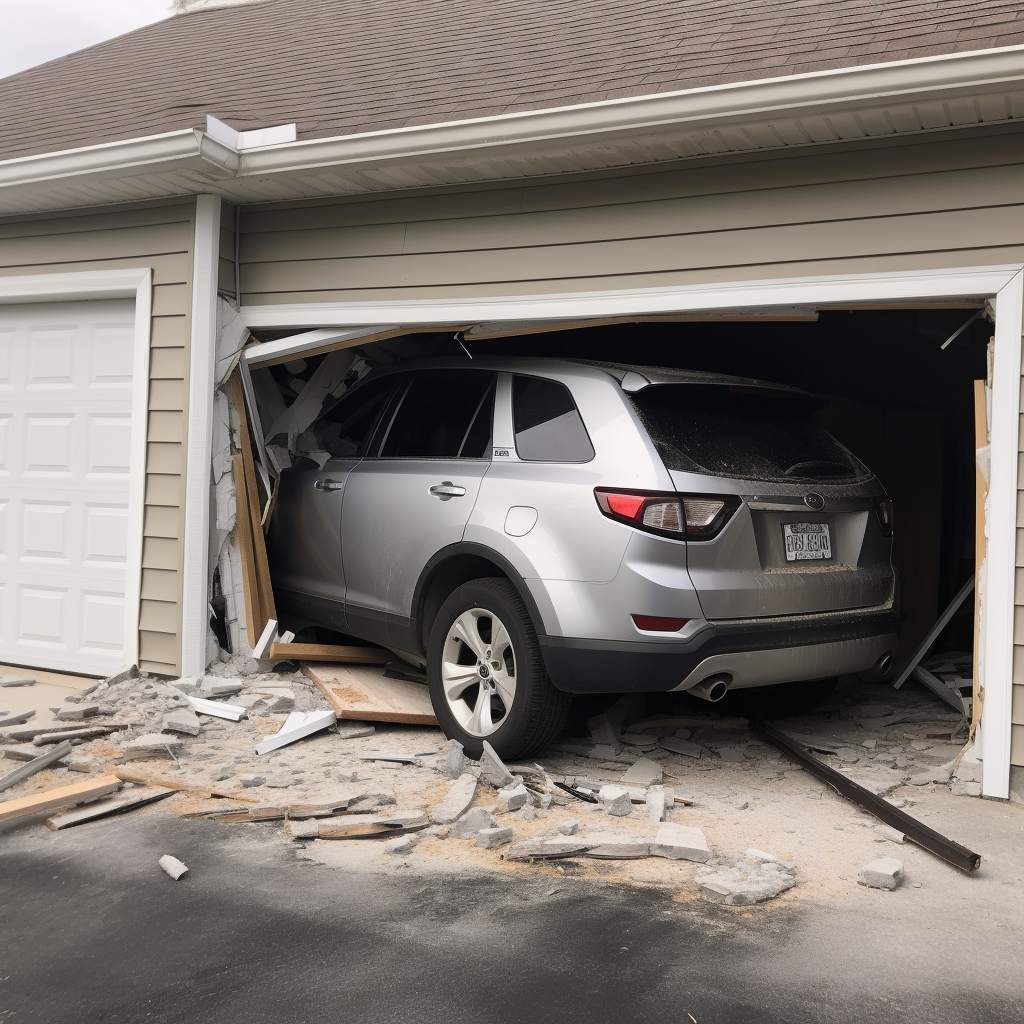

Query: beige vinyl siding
[238,130,1024,306]
[219,201,237,301]
[0,196,195,677]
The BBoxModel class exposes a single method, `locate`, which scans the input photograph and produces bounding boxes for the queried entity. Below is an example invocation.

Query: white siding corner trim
[0,268,152,669]
[983,269,1024,799]
[181,195,222,677]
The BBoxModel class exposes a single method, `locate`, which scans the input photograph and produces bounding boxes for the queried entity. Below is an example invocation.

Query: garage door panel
[0,299,136,675]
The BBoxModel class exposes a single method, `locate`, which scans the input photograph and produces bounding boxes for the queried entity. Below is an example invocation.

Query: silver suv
[268,357,899,758]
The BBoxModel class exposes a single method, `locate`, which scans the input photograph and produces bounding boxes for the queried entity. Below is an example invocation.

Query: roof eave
[2,43,1024,215]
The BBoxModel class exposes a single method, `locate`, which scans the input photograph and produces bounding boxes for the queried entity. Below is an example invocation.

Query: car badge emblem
[804,493,826,511]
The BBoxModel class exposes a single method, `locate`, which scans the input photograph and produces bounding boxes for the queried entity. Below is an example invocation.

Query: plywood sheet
[306,664,438,725]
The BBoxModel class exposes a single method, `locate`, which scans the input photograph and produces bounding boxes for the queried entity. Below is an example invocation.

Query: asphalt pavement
[1,812,1021,1024]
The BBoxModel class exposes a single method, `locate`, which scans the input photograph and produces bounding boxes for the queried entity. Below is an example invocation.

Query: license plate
[783,523,831,561]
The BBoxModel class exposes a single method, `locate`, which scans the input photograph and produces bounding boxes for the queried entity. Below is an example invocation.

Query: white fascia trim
[243,326,402,367]
[0,128,238,190]
[0,267,152,668]
[240,265,1023,329]
[237,44,1024,175]
[982,269,1024,799]
[181,194,222,676]
[2,44,1024,196]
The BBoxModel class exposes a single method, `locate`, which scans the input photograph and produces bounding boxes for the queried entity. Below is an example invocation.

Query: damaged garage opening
[213,299,996,783]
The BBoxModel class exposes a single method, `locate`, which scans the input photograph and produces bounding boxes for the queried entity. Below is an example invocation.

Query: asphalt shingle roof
[2,0,1024,161]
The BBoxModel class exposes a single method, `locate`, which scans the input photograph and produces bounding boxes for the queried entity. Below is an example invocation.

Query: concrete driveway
[1,810,1022,1024]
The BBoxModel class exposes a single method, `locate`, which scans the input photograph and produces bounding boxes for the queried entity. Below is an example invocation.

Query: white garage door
[0,300,137,676]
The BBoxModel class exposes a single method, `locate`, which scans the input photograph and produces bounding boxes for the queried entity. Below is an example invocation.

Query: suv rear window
[629,384,868,484]
[513,376,594,462]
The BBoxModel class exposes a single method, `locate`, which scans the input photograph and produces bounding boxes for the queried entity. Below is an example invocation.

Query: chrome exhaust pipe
[687,675,730,703]
[875,652,894,675]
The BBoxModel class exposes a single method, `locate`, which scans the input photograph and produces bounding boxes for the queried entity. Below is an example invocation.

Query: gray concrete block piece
[161,709,202,736]
[496,782,529,813]
[239,774,265,788]
[444,738,466,779]
[449,806,495,838]
[158,855,189,880]
[430,773,478,824]
[384,836,415,855]
[858,857,905,890]
[598,785,633,816]
[650,824,711,862]
[101,665,139,687]
[557,821,579,836]
[950,779,982,797]
[619,757,663,787]
[265,774,294,788]
[476,826,514,849]
[336,722,375,739]
[200,679,244,697]
[715,746,748,763]
[127,733,184,754]
[698,869,796,905]
[479,740,515,788]
[56,704,100,721]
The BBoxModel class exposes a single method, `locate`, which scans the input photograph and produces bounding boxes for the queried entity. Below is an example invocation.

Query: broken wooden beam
[112,767,261,803]
[271,643,390,664]
[0,740,74,794]
[45,786,174,830]
[306,664,438,725]
[0,775,122,825]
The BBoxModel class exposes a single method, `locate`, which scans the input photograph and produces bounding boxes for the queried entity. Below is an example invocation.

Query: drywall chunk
[598,785,633,817]
[646,784,668,824]
[56,704,100,721]
[619,758,663,787]
[858,857,905,890]
[159,855,189,880]
[650,823,711,862]
[586,835,651,859]
[476,826,514,849]
[558,821,579,836]
[497,782,529,813]
[430,773,478,824]
[479,741,515,788]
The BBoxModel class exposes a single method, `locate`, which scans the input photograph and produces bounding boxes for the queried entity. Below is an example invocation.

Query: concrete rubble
[0,661,980,905]
[858,857,906,890]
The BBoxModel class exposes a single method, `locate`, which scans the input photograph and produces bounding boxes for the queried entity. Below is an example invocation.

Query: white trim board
[181,195,222,677]
[0,267,152,670]
[240,262,1024,799]
[240,266,1022,329]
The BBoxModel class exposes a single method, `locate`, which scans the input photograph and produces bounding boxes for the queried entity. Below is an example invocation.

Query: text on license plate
[783,523,831,561]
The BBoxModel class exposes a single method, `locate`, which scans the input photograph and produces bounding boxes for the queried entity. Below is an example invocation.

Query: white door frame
[0,268,153,670]
[239,263,1024,799]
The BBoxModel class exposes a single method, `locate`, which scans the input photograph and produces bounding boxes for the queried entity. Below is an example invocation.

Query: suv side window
[512,375,595,462]
[317,375,398,457]
[380,370,496,459]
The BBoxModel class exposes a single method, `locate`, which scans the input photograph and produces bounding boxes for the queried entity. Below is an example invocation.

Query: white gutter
[0,128,238,189]
[238,43,1024,176]
[1,43,1024,199]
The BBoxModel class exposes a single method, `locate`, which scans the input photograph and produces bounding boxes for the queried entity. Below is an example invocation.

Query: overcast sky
[0,0,174,80]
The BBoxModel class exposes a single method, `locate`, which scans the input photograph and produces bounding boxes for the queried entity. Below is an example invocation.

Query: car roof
[360,354,807,395]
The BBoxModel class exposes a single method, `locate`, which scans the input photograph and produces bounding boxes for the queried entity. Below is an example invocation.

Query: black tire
[719,677,840,720]
[426,578,571,760]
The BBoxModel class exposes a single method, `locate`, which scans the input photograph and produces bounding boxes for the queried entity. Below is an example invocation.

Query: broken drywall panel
[264,349,357,442]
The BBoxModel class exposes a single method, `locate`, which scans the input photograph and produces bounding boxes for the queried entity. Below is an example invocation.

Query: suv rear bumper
[538,608,900,694]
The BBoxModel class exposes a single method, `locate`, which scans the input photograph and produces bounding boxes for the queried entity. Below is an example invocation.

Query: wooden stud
[269,642,390,664]
[232,453,260,644]
[0,775,122,825]
[972,378,988,739]
[112,767,261,802]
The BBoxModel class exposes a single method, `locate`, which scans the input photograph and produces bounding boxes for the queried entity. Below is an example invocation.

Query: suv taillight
[873,498,894,537]
[594,489,740,539]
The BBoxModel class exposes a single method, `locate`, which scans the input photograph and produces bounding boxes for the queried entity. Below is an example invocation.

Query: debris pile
[695,850,797,906]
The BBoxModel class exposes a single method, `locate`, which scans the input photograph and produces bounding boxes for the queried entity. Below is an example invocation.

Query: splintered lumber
[112,767,261,803]
[231,372,276,631]
[315,820,406,839]
[254,708,337,755]
[232,453,261,644]
[0,775,122,825]
[270,642,390,664]
[45,786,174,830]
[306,664,438,725]
[0,740,74,794]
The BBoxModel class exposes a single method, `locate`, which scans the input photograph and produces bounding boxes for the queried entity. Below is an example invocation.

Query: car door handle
[314,478,344,491]
[429,481,467,500]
